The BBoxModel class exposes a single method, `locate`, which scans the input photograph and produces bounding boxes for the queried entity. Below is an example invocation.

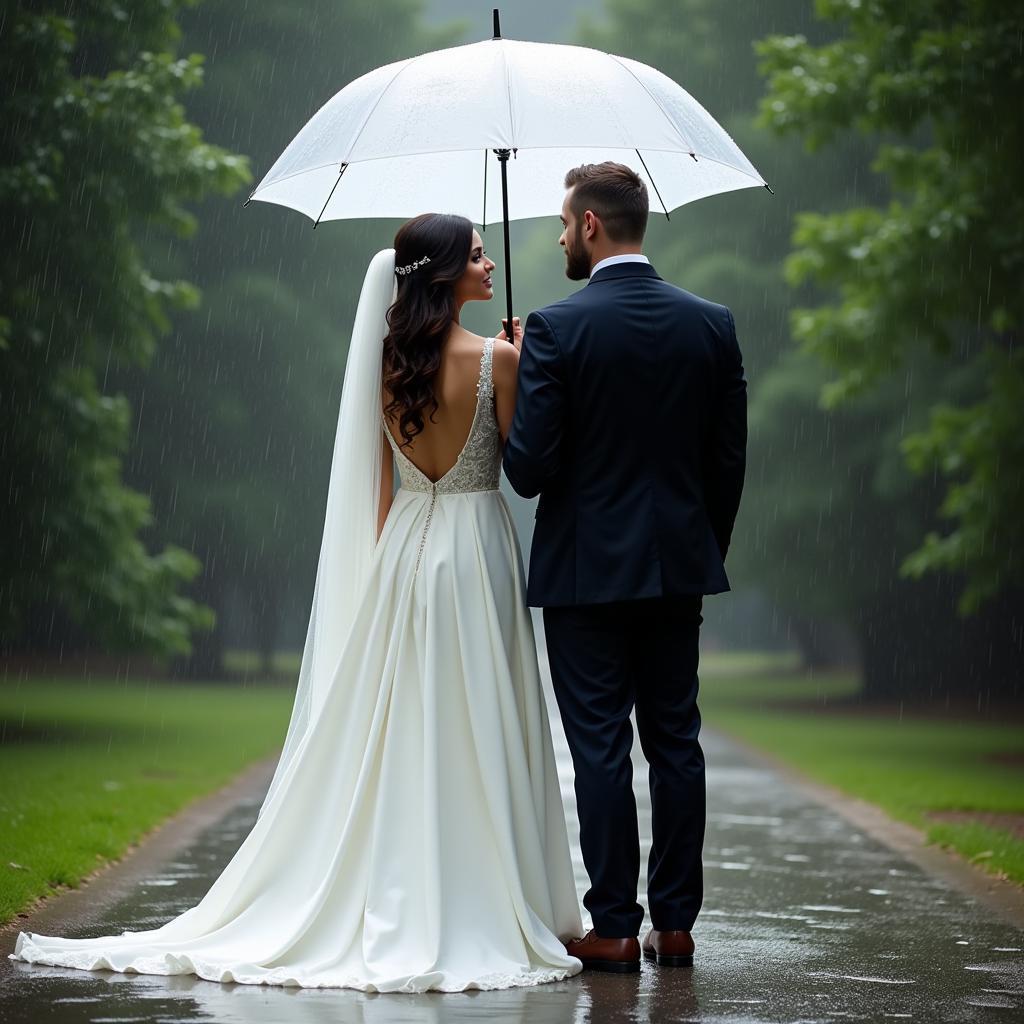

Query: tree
[0,2,249,658]
[107,0,460,676]
[757,0,1024,614]
[739,345,1021,699]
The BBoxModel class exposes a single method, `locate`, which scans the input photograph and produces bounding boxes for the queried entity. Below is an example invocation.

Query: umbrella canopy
[247,15,771,329]
[248,36,769,225]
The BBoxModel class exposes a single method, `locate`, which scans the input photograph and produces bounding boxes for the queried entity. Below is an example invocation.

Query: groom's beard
[563,223,591,281]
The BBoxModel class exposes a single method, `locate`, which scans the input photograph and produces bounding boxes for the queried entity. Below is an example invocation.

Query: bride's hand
[497,317,523,351]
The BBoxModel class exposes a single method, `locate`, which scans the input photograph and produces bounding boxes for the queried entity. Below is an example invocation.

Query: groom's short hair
[564,162,649,243]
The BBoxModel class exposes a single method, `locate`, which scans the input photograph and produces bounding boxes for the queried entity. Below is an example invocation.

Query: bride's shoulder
[448,328,496,360]
[459,329,492,348]
[490,337,518,387]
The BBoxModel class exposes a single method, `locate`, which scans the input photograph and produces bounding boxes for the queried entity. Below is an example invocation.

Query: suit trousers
[543,594,705,938]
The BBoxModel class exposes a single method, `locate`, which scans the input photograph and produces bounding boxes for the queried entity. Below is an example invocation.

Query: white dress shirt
[589,253,651,277]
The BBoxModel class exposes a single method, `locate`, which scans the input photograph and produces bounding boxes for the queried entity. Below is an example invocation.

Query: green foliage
[0,2,250,656]
[901,350,1024,612]
[104,0,462,672]
[732,344,970,616]
[757,0,1024,610]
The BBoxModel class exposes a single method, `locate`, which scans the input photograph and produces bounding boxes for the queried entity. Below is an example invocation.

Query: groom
[503,162,747,973]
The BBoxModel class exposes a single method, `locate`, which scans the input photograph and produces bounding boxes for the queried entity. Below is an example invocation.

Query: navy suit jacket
[502,260,747,607]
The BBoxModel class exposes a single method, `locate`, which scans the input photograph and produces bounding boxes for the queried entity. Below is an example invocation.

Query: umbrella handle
[496,148,514,342]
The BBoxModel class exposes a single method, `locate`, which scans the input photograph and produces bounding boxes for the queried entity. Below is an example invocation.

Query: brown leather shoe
[564,929,641,973]
[642,928,695,967]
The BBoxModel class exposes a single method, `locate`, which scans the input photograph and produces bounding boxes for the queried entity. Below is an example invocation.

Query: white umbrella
[246,10,771,329]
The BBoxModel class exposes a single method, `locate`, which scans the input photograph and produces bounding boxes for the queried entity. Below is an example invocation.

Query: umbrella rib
[635,150,670,220]
[313,163,348,228]
[498,40,516,150]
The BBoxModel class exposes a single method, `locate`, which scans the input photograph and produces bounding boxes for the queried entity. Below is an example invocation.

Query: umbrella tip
[492,9,501,39]
[764,182,775,195]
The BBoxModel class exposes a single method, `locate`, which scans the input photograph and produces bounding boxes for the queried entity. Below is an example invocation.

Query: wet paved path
[2,662,1022,1022]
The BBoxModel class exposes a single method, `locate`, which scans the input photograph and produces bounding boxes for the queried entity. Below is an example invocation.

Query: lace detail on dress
[383,337,501,496]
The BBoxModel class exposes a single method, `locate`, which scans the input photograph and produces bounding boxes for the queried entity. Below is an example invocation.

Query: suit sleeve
[502,311,566,499]
[704,307,747,560]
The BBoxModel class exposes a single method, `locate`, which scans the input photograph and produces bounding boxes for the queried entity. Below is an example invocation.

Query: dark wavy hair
[382,213,475,449]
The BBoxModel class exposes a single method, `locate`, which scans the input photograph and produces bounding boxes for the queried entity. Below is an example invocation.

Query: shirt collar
[589,253,650,278]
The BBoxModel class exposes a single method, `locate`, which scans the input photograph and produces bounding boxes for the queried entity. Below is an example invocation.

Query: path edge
[0,754,278,953]
[707,726,1024,930]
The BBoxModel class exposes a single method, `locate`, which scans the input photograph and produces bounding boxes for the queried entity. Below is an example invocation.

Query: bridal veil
[258,248,396,817]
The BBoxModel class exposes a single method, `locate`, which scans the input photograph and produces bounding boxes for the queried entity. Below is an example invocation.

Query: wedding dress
[10,252,584,992]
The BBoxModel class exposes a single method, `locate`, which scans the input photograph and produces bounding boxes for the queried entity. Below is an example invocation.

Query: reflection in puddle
[8,962,703,1024]
[799,905,863,914]
[808,971,915,985]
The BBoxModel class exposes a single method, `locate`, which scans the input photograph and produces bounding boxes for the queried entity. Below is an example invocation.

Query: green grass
[221,649,302,676]
[699,649,804,677]
[699,658,1024,885]
[4,658,1020,929]
[0,676,293,925]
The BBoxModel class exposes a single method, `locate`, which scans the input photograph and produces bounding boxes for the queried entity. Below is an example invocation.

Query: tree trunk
[789,612,855,669]
[855,578,1023,703]
[176,559,227,680]
[252,577,280,678]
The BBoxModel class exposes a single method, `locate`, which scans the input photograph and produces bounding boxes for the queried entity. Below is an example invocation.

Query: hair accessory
[394,256,431,276]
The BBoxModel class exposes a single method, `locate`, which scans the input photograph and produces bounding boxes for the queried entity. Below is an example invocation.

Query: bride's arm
[501,312,565,498]
[492,337,520,443]
[377,430,394,541]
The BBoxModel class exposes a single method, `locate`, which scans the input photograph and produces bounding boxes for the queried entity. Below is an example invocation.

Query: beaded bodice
[383,337,501,496]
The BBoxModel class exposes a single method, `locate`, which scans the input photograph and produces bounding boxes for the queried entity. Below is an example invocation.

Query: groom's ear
[582,209,598,240]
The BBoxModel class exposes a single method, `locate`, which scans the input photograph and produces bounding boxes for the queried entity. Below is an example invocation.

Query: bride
[10,213,585,992]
